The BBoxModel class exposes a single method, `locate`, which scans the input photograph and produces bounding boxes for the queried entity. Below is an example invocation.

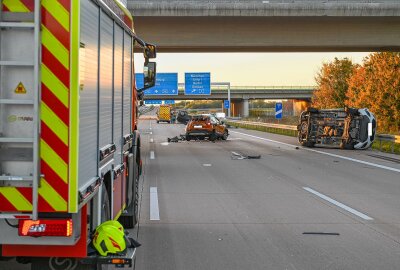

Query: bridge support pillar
[293,100,310,116]
[242,99,249,117]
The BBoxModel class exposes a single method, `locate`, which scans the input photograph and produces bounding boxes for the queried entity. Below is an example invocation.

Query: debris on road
[303,232,340,236]
[231,151,261,160]
[167,135,186,143]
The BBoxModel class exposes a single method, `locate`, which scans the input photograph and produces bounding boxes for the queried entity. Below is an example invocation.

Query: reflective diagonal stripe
[41,102,69,145]
[41,64,69,107]
[39,179,67,211]
[42,26,69,69]
[2,0,30,12]
[42,0,70,31]
[41,140,68,184]
[0,188,32,211]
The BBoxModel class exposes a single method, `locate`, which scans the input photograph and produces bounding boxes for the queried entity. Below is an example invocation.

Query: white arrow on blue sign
[185,73,211,95]
[275,102,283,119]
[224,100,230,109]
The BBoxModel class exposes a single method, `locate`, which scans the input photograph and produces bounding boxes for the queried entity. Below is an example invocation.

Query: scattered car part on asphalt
[231,151,261,160]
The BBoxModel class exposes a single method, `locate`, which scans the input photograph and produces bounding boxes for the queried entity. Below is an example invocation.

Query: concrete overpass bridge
[143,85,315,116]
[128,0,400,52]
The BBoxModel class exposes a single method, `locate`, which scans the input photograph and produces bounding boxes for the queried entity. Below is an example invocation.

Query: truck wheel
[156,120,159,124]
[31,258,96,270]
[186,135,191,141]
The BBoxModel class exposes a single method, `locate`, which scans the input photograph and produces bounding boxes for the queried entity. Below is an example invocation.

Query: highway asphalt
[2,119,400,270]
[133,120,400,270]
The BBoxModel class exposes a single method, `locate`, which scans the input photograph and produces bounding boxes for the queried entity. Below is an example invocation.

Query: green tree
[312,58,356,108]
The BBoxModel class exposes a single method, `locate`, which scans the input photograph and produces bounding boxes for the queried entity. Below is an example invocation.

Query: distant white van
[214,112,226,120]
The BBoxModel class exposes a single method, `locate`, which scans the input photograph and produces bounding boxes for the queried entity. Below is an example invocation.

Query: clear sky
[135,52,370,86]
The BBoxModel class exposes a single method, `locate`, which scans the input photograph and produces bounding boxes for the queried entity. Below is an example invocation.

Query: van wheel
[340,140,354,150]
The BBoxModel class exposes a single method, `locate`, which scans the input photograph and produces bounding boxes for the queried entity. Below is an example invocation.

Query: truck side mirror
[143,61,156,89]
[144,43,157,59]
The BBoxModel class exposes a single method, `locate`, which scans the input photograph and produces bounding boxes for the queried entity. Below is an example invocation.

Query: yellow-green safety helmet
[93,220,126,256]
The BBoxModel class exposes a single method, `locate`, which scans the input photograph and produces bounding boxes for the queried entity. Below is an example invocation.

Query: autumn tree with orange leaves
[312,58,356,109]
[312,53,400,133]
[346,52,400,133]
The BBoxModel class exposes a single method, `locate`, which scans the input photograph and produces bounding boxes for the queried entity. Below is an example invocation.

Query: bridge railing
[176,85,315,91]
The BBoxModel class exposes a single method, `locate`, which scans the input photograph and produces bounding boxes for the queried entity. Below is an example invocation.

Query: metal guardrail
[227,119,400,153]
[376,134,400,153]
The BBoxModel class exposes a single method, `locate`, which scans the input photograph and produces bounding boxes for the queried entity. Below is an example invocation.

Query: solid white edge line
[150,138,154,143]
[150,187,160,221]
[303,187,373,221]
[150,151,155,159]
[230,130,400,174]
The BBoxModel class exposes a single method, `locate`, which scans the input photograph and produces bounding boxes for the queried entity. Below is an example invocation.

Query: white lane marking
[150,151,155,159]
[150,138,154,143]
[160,142,169,146]
[203,164,212,167]
[150,187,160,220]
[303,187,373,221]
[230,131,400,173]
[149,132,153,135]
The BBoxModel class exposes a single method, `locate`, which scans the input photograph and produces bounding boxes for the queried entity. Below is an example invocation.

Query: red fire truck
[0,0,156,268]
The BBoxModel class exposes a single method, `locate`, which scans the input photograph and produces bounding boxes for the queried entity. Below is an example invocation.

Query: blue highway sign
[224,100,230,109]
[185,73,211,95]
[164,100,175,105]
[135,73,178,95]
[275,102,283,119]
[145,100,162,105]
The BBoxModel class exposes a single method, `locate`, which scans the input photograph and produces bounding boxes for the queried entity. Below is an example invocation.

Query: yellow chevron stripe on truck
[0,188,32,211]
[38,179,68,211]
[41,103,69,145]
[42,0,70,31]
[41,65,69,107]
[2,0,30,12]
[41,140,68,184]
[42,27,70,69]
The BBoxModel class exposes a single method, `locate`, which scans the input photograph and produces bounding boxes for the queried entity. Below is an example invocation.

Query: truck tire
[31,258,96,270]
[186,135,192,141]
